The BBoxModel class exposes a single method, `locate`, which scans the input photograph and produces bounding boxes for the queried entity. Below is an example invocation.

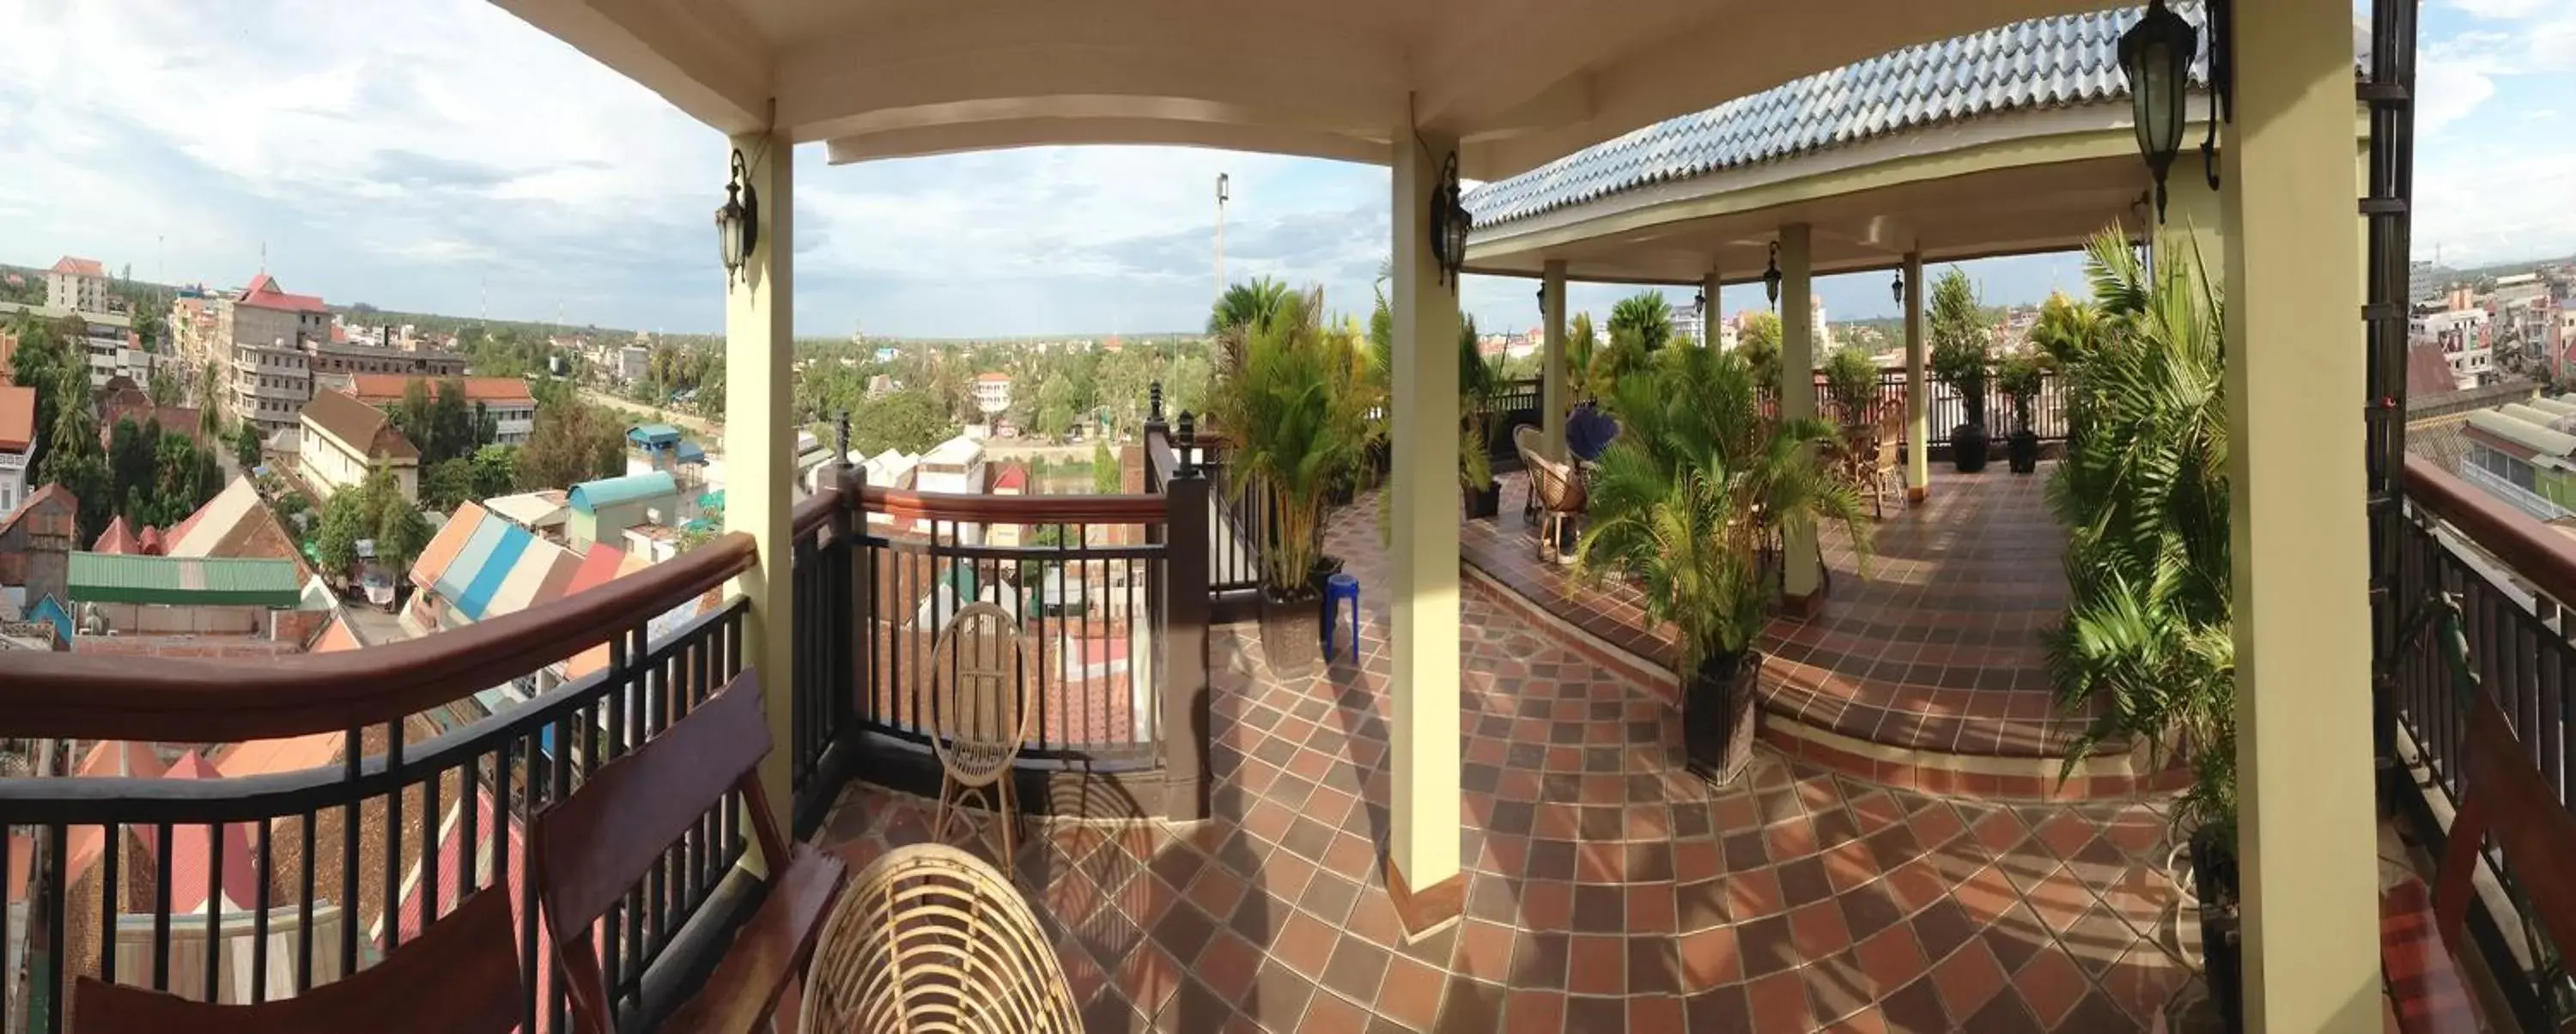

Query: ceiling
[491,0,2126,180]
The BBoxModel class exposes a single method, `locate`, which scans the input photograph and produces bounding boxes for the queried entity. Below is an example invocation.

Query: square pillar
[2220,0,2378,1029]
[1702,269,1722,349]
[721,130,798,830]
[1541,261,1569,459]
[1903,251,1929,500]
[1384,128,1464,935]
[2160,166,2228,288]
[1777,224,1823,605]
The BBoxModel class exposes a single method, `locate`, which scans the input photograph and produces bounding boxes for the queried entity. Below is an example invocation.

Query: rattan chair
[930,601,1035,873]
[1513,424,1545,525]
[799,842,1082,1034]
[1528,448,1588,565]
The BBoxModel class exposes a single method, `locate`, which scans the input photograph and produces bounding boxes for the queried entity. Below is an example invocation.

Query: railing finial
[1175,411,1198,476]
[1149,381,1165,424]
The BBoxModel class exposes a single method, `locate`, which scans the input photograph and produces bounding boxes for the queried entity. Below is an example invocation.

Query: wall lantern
[2117,0,2197,222]
[1891,270,1906,306]
[1428,153,1472,287]
[714,149,759,280]
[1763,243,1783,308]
[1535,284,1546,315]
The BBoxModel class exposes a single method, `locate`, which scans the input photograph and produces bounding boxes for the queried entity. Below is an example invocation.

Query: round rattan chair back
[800,842,1081,1034]
[928,601,1030,791]
[1532,451,1586,513]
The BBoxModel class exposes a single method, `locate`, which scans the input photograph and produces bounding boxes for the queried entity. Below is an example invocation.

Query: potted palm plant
[1996,354,2044,474]
[1206,288,1376,672]
[1928,268,1992,472]
[2044,227,2239,1029]
[1575,347,1869,785]
[1460,318,1505,519]
[1821,345,1880,433]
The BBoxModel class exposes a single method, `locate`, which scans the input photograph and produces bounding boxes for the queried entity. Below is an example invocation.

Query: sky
[0,1,2567,339]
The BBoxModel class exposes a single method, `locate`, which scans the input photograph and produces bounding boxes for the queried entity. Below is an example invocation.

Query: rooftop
[301,387,422,462]
[235,272,328,314]
[66,552,307,608]
[48,256,105,278]
[0,384,35,453]
[345,374,537,407]
[568,471,680,514]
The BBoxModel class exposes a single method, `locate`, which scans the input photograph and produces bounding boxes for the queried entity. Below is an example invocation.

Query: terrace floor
[1465,468,2096,760]
[817,490,2213,1032]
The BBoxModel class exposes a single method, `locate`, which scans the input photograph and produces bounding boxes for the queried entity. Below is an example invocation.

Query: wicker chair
[1512,424,1546,524]
[930,601,1035,873]
[799,842,1082,1034]
[1528,448,1588,565]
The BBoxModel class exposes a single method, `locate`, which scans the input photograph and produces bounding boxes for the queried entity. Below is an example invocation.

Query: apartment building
[343,374,538,446]
[45,257,108,315]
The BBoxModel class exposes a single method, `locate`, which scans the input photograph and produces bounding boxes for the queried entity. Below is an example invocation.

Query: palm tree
[1565,313,1597,398]
[1204,287,1375,599]
[1608,291,1676,352]
[1206,277,1295,338]
[2044,226,2233,841]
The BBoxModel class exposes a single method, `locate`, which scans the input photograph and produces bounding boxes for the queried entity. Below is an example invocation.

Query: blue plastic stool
[1321,572,1363,663]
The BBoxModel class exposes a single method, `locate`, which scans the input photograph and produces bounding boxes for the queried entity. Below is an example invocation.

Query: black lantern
[1763,242,1783,308]
[1428,152,1472,286]
[1695,289,1707,313]
[715,149,760,279]
[2118,0,2197,222]
[1535,284,1546,315]
[1891,271,1905,306]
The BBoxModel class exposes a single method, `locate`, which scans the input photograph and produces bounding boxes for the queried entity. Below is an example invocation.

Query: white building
[618,344,651,385]
[2413,308,2490,390]
[46,257,109,315]
[914,435,988,544]
[972,373,1012,418]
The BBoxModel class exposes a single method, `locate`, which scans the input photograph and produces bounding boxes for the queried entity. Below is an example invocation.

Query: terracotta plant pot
[1683,652,1764,787]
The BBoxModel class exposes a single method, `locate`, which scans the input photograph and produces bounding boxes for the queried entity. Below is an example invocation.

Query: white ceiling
[492,0,2126,179]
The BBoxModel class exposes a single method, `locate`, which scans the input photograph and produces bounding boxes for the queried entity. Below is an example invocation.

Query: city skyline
[3,0,2569,338]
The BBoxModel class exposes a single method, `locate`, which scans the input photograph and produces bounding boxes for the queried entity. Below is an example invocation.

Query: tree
[849,387,951,457]
[1207,277,1294,337]
[1608,291,1677,353]
[1092,440,1121,495]
[147,368,183,408]
[232,421,261,471]
[471,445,517,498]
[1927,267,1992,428]
[314,490,368,577]
[517,397,628,490]
[422,458,477,511]
[1565,313,1598,398]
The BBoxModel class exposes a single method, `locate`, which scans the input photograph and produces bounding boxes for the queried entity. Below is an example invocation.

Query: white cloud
[2447,0,2558,19]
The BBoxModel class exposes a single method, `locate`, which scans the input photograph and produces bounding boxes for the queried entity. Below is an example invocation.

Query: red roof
[975,372,1012,383]
[562,543,630,598]
[159,751,263,914]
[137,526,163,555]
[346,374,537,407]
[237,272,328,313]
[50,256,106,278]
[992,464,1030,491]
[0,384,35,453]
[93,515,139,554]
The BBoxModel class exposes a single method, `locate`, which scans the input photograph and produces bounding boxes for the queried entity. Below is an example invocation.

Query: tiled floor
[817,493,2211,1031]
[1467,469,2093,758]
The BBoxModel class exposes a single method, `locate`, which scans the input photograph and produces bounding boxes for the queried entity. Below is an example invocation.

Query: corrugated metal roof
[67,552,306,607]
[410,502,489,590]
[568,471,678,514]
[434,516,513,607]
[1462,5,2212,229]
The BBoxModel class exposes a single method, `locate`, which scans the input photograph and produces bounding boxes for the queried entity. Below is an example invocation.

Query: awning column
[721,129,798,830]
[1903,250,1929,502]
[1541,260,1569,459]
[1701,268,1722,350]
[1385,126,1463,937]
[2221,0,2377,1028]
[1778,223,1823,609]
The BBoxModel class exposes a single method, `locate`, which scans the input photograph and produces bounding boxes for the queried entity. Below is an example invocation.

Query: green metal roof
[67,552,307,608]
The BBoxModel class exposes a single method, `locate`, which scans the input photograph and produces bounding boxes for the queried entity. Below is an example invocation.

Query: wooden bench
[74,880,522,1034]
[2380,684,2576,1034]
[532,670,850,1034]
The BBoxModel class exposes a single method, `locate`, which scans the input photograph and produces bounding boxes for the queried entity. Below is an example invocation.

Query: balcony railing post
[830,412,860,762]
[1161,451,1213,823]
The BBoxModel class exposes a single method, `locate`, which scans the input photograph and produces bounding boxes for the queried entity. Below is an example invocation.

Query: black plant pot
[2008,429,2039,474]
[1683,652,1764,787]
[1951,423,1990,473]
[1261,585,1324,673]
[2191,826,2245,1033]
[1462,480,1502,520]
[1327,480,1358,507]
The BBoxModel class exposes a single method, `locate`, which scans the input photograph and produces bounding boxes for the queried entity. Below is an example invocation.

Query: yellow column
[1702,269,1722,349]
[2221,0,2376,1030]
[1540,260,1569,459]
[1904,251,1929,501]
[2160,167,2227,289]
[722,130,797,829]
[1387,127,1461,925]
[1778,224,1822,603]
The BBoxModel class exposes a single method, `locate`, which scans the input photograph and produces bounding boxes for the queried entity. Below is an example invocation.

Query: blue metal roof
[568,471,679,514]
[1463,5,2211,230]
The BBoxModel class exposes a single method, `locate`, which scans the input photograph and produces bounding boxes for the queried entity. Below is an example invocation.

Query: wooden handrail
[2403,453,2576,608]
[859,484,1168,525]
[792,484,841,537]
[0,532,756,743]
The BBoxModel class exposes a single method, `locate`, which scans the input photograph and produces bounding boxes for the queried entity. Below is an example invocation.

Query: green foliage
[2029,291,2105,368]
[1206,287,1376,596]
[1575,347,1869,672]
[147,368,183,408]
[516,396,626,491]
[1565,313,1598,398]
[1208,277,1295,337]
[1928,268,1991,427]
[1091,440,1121,496]
[422,458,477,511]
[1588,325,1650,395]
[1459,318,1506,493]
[1996,354,2045,434]
[470,445,517,499]
[1735,311,1782,391]
[1607,291,1676,353]
[1820,345,1880,427]
[2043,227,2234,851]
[232,421,261,471]
[849,387,951,457]
[387,378,495,466]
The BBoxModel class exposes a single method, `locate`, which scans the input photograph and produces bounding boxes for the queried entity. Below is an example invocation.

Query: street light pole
[1215,173,1230,298]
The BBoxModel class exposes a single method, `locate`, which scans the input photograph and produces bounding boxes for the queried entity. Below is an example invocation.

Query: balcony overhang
[489,0,2120,179]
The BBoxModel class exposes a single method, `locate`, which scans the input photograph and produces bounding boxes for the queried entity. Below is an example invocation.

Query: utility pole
[1215,173,1230,299]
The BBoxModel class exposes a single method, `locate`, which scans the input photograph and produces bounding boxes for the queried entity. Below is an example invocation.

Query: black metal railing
[0,539,756,1034]
[1845,366,2070,446]
[2390,456,2576,1028]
